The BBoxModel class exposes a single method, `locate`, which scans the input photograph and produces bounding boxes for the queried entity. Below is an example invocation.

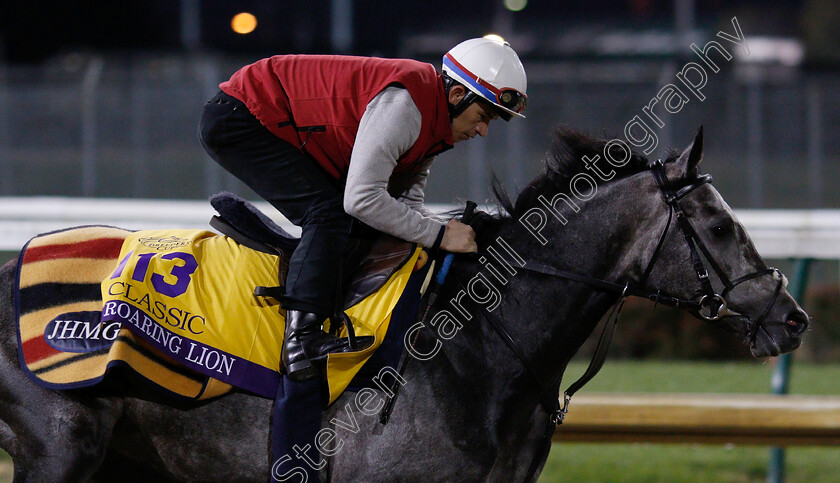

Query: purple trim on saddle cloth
[101,300,279,398]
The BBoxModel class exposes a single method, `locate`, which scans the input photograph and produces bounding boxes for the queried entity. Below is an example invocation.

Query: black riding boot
[282,310,350,381]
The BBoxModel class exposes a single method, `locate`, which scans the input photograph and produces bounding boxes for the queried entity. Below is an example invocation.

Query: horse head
[490,125,808,361]
[637,126,809,357]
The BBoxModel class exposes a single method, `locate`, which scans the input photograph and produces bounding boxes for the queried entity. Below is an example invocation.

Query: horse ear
[676,125,704,177]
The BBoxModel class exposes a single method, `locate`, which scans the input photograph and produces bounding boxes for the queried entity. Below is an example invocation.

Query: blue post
[767,258,812,483]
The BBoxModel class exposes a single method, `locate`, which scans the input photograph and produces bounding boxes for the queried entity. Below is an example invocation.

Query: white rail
[1,197,840,259]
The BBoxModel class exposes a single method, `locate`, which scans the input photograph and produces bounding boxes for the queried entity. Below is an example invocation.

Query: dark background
[1,1,832,64]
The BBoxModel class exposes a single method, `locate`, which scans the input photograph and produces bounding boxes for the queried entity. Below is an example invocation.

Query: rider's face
[449,87,498,143]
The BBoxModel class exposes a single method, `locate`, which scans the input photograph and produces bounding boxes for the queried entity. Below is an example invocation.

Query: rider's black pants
[199,91,351,316]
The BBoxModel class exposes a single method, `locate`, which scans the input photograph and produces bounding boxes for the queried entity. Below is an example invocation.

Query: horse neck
[439,176,658,400]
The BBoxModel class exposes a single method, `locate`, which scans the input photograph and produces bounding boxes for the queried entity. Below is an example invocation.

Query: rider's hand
[440,219,477,253]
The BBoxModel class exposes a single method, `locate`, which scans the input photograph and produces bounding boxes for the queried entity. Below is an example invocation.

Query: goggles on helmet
[496,88,528,113]
[443,53,528,114]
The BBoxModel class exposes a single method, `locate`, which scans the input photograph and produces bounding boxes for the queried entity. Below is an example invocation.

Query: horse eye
[711,225,730,238]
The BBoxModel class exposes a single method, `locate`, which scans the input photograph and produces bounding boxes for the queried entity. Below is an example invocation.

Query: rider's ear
[676,125,704,177]
[448,85,466,105]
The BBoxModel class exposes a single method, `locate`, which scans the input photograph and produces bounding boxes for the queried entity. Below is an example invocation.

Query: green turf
[542,360,840,482]
[542,444,840,482]
[0,450,9,483]
[561,359,840,395]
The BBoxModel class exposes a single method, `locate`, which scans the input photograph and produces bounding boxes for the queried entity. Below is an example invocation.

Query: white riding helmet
[442,37,528,119]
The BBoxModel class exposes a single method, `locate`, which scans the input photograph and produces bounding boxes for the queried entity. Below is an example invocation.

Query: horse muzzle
[747,305,809,358]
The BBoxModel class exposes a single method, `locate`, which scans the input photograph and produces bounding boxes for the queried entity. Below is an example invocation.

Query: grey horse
[0,127,808,482]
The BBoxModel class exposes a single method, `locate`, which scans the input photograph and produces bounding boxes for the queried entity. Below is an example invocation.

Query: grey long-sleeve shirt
[343,87,446,247]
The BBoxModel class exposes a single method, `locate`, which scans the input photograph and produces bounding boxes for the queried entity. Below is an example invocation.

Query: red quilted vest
[220,55,454,180]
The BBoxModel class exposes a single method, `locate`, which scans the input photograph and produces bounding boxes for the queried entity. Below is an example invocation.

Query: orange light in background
[231,12,257,35]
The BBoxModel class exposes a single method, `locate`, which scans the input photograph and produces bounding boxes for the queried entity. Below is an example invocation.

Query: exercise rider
[199,38,528,382]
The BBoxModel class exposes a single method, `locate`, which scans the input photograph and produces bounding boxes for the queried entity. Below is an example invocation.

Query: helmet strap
[449,91,479,120]
[442,71,478,120]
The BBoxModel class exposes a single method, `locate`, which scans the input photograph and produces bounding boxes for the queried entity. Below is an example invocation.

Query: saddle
[208,191,416,310]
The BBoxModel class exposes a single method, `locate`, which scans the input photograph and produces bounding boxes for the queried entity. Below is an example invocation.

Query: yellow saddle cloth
[16,227,421,403]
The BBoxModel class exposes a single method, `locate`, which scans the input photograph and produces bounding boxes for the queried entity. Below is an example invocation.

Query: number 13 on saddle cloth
[16,226,421,404]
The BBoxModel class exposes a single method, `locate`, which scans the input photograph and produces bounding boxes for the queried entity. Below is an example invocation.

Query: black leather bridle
[469,160,786,482]
[641,159,784,324]
[509,161,785,325]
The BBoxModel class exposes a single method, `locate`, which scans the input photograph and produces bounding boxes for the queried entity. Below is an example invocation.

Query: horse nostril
[785,310,810,336]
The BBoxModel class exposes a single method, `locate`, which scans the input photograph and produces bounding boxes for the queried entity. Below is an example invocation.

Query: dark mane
[494,126,651,217]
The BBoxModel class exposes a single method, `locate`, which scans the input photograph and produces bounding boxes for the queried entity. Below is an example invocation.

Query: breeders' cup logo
[138,235,190,251]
